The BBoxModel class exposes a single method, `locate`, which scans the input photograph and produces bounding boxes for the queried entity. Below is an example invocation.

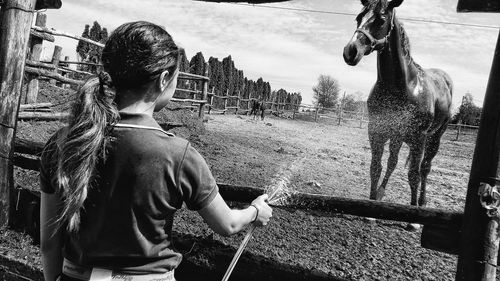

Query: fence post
[236,91,240,115]
[25,12,46,104]
[455,29,500,281]
[292,102,297,120]
[456,122,462,141]
[208,86,214,115]
[223,89,228,115]
[60,55,70,89]
[0,0,37,227]
[314,107,319,122]
[198,63,208,119]
[50,45,62,85]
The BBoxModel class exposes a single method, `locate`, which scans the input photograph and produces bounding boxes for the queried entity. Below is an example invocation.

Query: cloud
[42,0,499,107]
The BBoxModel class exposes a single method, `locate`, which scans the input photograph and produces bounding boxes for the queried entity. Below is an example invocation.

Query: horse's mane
[396,18,422,70]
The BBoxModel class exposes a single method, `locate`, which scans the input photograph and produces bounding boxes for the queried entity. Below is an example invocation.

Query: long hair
[55,21,180,232]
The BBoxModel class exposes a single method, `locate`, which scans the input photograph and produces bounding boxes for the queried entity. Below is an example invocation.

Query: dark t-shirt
[39,113,218,274]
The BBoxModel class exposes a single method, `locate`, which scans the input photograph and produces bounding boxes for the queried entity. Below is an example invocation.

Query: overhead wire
[230,3,500,30]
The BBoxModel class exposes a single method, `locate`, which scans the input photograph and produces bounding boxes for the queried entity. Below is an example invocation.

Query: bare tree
[313,74,340,108]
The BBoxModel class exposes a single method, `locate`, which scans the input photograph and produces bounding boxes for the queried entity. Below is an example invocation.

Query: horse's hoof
[406,223,421,231]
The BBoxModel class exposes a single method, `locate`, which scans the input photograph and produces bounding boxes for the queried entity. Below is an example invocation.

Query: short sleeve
[39,132,61,194]
[177,143,218,211]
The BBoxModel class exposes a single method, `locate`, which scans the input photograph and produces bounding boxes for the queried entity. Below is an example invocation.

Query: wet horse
[343,0,453,206]
[249,99,266,120]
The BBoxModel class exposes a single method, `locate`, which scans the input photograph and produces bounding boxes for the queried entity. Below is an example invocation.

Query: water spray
[221,157,305,281]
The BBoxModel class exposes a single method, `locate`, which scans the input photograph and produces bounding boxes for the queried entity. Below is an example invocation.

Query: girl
[39,21,272,281]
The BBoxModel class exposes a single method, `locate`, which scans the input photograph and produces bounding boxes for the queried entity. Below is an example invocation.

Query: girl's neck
[115,89,156,116]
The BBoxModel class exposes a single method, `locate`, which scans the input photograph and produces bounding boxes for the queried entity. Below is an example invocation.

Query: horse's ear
[388,0,404,9]
[361,0,369,6]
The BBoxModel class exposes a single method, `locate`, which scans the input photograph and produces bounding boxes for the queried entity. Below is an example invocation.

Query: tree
[341,94,361,112]
[76,21,108,73]
[312,74,340,108]
[452,93,482,126]
[222,56,235,95]
[189,52,206,92]
[189,52,206,76]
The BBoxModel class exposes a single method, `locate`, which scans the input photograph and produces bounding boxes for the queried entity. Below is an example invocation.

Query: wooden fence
[1,1,500,280]
[17,12,213,121]
[206,92,370,127]
[0,8,212,227]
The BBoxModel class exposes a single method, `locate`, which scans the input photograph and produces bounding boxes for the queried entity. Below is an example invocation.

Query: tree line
[311,74,482,125]
[76,21,302,110]
[312,74,366,113]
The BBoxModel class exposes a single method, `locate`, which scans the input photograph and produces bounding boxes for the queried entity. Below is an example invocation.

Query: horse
[249,99,266,120]
[343,0,453,206]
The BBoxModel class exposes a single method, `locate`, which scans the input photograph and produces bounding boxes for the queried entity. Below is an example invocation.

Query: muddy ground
[3,82,478,280]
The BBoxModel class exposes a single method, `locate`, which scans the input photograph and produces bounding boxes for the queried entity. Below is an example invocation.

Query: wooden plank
[199,63,208,119]
[175,88,201,94]
[18,111,69,121]
[25,59,56,70]
[19,102,51,110]
[212,95,229,99]
[25,13,47,104]
[32,26,105,48]
[29,29,55,42]
[24,66,84,86]
[170,98,207,104]
[50,45,62,85]
[456,30,500,281]
[49,60,101,66]
[217,184,463,226]
[178,71,209,81]
[14,138,44,156]
[457,0,500,12]
[0,0,37,227]
[59,66,92,76]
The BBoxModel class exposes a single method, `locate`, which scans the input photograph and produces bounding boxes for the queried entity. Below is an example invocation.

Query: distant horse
[249,99,266,120]
[343,0,453,206]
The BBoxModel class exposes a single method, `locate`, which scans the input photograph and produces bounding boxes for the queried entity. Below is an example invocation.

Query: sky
[42,0,500,109]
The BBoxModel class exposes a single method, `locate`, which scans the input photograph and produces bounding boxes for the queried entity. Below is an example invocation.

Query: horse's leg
[419,126,446,207]
[368,127,388,200]
[376,138,403,200]
[407,137,426,206]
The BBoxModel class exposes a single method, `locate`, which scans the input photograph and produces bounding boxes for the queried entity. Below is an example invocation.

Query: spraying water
[221,156,306,281]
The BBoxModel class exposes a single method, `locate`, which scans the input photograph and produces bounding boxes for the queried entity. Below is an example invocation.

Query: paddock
[0,0,499,280]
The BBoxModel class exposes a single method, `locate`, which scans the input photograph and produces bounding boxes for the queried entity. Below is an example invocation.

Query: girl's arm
[198,193,272,236]
[40,192,64,281]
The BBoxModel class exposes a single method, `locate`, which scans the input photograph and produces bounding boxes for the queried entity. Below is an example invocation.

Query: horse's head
[343,0,403,66]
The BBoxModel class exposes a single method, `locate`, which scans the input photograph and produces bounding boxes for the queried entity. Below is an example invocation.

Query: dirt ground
[197,114,473,212]
[6,82,478,280]
[173,114,473,281]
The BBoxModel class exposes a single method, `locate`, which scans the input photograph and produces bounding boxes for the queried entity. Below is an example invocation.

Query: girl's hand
[250,194,273,226]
